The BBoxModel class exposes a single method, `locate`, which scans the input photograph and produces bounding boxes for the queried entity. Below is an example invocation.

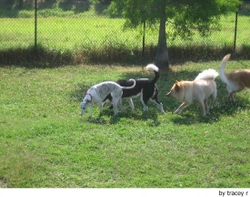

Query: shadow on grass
[121,109,161,127]
[169,95,250,125]
[1,43,249,68]
[78,107,161,126]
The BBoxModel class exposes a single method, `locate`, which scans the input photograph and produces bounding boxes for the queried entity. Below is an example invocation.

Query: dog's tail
[219,54,231,85]
[120,79,136,89]
[146,64,160,84]
[195,69,219,81]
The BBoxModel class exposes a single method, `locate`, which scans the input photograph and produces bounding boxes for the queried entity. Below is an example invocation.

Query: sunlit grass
[0,59,250,187]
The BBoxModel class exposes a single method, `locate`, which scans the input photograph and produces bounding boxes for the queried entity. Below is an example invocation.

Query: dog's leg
[210,91,217,109]
[89,103,93,117]
[229,92,236,102]
[231,93,235,102]
[150,87,165,113]
[228,85,244,102]
[128,98,134,110]
[226,85,234,102]
[175,102,189,114]
[102,99,110,108]
[197,100,206,116]
[112,98,119,116]
[151,100,165,113]
[142,101,148,111]
[140,90,149,111]
[99,102,103,114]
[151,99,165,113]
[118,98,126,112]
[103,93,112,108]
[204,99,209,114]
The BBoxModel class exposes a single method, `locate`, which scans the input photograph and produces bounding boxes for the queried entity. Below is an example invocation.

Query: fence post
[142,21,146,57]
[233,9,238,52]
[34,0,38,55]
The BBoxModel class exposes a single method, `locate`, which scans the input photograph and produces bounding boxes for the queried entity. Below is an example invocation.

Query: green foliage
[109,0,242,40]
[169,0,241,39]
[90,0,112,15]
[0,0,91,17]
[1,0,33,10]
[0,60,250,187]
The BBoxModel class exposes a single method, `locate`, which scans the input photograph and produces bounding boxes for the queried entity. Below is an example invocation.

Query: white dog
[80,80,136,116]
[166,69,219,116]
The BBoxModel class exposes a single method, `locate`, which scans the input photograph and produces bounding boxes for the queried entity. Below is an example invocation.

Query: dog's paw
[143,106,149,111]
[174,109,182,114]
[121,108,126,113]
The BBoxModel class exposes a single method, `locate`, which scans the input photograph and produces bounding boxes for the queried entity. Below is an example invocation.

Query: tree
[90,0,112,15]
[108,0,242,68]
[2,0,33,10]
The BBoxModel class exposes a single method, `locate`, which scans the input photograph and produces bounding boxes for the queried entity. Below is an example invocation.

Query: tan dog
[219,54,250,102]
[166,69,218,116]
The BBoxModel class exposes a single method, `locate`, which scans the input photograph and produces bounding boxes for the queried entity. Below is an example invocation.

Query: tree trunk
[18,0,24,9]
[156,13,169,68]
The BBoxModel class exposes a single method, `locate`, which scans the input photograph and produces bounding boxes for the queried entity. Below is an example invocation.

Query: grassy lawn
[0,58,250,188]
[0,13,249,51]
[0,17,141,50]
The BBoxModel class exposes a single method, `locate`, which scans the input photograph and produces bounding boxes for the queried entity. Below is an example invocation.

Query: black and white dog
[103,64,165,113]
[80,79,136,117]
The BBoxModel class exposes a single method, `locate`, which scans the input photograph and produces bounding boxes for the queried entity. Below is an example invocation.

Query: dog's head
[166,80,181,99]
[80,94,92,116]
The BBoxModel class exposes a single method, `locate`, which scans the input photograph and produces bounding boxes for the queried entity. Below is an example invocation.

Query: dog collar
[86,92,93,102]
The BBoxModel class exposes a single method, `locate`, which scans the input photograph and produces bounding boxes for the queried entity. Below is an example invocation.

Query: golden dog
[166,69,218,116]
[219,54,250,102]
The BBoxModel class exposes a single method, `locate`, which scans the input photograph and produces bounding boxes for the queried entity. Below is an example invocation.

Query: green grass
[0,59,250,188]
[0,17,140,51]
[0,13,249,51]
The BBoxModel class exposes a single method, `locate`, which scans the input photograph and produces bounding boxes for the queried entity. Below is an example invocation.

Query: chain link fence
[0,0,249,65]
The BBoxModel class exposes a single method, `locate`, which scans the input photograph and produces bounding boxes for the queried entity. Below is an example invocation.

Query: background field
[0,58,250,188]
[1,10,250,66]
[1,14,249,50]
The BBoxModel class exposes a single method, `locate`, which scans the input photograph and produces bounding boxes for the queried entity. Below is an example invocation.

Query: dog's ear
[175,80,179,84]
[174,83,181,92]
